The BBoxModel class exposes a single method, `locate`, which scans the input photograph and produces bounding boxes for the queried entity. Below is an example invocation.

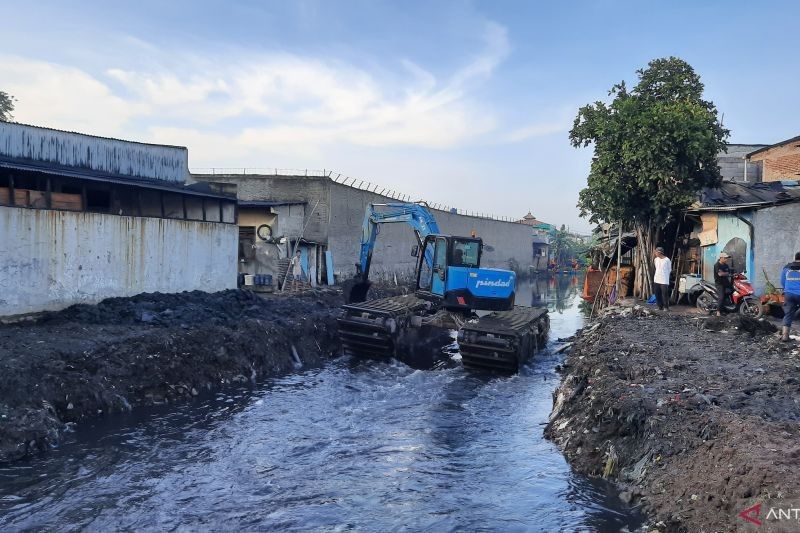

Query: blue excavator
[338,202,549,372]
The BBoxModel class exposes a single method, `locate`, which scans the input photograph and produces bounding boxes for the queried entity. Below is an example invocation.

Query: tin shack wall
[0,206,237,316]
[0,123,189,182]
[700,212,754,285]
[753,202,800,294]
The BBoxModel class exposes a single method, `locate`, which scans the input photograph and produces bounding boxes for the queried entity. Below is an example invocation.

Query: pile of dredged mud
[546,311,800,532]
[0,288,349,463]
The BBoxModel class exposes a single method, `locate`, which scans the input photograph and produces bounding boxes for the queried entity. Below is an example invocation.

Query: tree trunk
[634,221,655,299]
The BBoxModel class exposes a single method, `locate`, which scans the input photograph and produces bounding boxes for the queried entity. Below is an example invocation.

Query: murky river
[0,275,643,531]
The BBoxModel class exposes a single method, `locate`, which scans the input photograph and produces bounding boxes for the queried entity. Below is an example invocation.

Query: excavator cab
[415,234,515,311]
[338,202,548,372]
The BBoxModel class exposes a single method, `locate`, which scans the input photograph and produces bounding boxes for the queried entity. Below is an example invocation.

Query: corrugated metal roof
[0,122,188,182]
[0,157,235,200]
[691,181,800,211]
[2,121,186,149]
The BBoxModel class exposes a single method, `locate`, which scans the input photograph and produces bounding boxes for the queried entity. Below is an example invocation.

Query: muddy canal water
[0,276,643,531]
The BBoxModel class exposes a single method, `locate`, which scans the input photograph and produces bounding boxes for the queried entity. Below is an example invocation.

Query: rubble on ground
[546,312,799,532]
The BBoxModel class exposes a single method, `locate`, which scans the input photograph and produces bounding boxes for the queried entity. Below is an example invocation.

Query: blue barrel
[265,274,273,286]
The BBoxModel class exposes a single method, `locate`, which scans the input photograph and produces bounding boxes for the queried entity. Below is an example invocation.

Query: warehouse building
[0,122,238,316]
[191,171,536,285]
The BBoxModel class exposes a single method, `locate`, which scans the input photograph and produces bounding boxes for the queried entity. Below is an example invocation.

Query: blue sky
[2,0,798,232]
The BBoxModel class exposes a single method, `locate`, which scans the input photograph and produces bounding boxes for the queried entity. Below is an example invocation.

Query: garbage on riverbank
[0,288,354,464]
[546,312,800,531]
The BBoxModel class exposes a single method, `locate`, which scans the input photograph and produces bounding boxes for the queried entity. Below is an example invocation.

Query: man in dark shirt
[780,251,800,341]
[713,252,733,316]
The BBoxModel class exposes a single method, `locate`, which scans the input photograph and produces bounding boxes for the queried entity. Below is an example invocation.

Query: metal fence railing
[189,168,524,223]
[191,168,329,177]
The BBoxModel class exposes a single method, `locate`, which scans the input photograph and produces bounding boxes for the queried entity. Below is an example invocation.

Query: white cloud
[102,22,509,150]
[1,21,559,160]
[0,23,509,151]
[0,55,145,137]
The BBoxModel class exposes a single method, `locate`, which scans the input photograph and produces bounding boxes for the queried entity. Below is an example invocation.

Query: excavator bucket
[344,279,372,304]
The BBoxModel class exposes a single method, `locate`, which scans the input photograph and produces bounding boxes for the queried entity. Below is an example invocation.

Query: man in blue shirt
[781,251,800,342]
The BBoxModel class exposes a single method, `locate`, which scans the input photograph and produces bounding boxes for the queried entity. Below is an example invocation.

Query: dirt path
[0,288,353,464]
[546,310,800,531]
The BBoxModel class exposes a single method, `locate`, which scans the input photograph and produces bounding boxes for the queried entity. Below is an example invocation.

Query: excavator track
[457,306,549,372]
[338,294,433,360]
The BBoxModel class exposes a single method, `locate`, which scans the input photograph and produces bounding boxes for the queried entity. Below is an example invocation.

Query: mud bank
[546,312,800,531]
[0,288,363,464]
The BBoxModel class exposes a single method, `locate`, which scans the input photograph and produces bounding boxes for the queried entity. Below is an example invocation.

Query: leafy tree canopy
[569,57,728,226]
[550,225,590,266]
[0,91,16,122]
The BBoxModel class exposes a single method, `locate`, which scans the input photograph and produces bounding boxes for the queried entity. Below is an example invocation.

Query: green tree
[550,225,590,268]
[569,57,728,297]
[0,91,16,122]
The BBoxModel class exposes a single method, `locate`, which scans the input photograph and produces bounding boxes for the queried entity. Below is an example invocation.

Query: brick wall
[749,142,800,182]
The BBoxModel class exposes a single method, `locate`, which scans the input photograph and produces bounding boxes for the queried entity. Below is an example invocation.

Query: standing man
[780,252,800,341]
[653,247,672,311]
[713,252,733,316]
[290,249,303,292]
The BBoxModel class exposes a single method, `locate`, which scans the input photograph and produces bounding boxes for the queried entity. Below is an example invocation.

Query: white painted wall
[0,206,237,316]
[0,122,189,182]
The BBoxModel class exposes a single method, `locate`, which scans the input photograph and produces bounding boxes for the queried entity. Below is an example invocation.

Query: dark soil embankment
[0,288,358,463]
[546,311,800,532]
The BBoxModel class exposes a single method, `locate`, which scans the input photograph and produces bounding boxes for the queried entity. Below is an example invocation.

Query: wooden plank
[325,250,335,285]
[51,192,83,211]
[0,187,83,211]
[28,190,47,208]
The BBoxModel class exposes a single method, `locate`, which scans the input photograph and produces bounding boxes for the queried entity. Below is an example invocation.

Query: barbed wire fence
[190,167,523,223]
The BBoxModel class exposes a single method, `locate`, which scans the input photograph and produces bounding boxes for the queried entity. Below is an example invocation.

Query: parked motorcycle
[692,272,762,318]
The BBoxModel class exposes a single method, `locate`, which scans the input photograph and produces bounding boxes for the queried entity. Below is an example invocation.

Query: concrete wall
[237,208,282,276]
[748,142,800,182]
[0,122,189,182]
[196,175,328,243]
[717,144,766,182]
[753,203,800,294]
[0,206,237,316]
[192,173,535,283]
[327,182,533,281]
[272,203,307,240]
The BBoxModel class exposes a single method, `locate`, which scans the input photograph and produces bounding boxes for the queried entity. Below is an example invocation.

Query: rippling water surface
[0,275,644,531]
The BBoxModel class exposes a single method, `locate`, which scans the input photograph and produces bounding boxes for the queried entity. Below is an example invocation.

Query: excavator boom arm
[356,203,441,282]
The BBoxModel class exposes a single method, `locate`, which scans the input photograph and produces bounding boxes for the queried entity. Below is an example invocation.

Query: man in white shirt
[290,249,303,292]
[653,247,672,311]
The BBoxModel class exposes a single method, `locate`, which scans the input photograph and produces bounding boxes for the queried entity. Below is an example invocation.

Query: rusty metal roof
[691,180,800,211]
